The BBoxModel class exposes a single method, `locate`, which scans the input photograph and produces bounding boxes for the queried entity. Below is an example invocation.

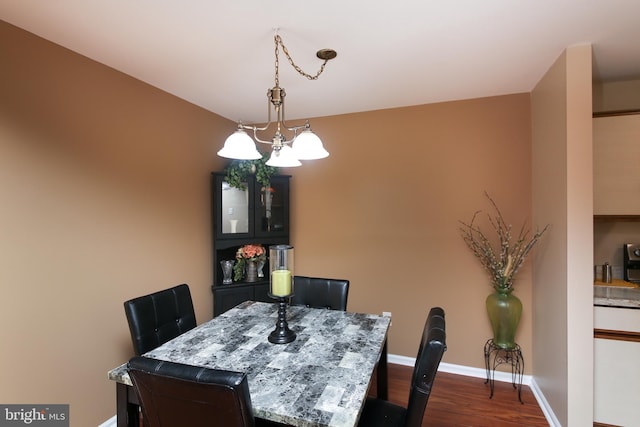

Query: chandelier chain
[274,34,329,86]
[217,32,331,165]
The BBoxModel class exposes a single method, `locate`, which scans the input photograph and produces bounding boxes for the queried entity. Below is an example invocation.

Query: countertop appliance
[623,243,640,284]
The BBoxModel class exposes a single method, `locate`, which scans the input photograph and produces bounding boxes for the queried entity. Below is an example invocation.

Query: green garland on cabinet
[224,153,279,190]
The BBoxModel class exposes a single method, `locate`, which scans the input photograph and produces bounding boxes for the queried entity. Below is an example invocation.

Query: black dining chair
[124,283,197,355]
[128,356,256,427]
[357,307,447,427]
[290,276,349,311]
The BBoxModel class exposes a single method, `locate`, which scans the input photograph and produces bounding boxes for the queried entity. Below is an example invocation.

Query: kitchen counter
[594,279,640,309]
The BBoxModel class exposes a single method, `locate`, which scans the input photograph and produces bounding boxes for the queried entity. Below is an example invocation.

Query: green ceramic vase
[486,287,522,349]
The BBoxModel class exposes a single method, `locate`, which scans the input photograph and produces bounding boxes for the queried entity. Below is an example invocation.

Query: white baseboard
[101,355,558,427]
[389,353,532,385]
[388,353,559,426]
[98,415,116,427]
[388,353,415,367]
[529,377,562,427]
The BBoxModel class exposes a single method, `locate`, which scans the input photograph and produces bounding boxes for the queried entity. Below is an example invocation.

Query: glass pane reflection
[221,181,249,234]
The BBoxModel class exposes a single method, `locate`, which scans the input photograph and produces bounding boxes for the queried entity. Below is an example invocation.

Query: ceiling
[2,1,640,123]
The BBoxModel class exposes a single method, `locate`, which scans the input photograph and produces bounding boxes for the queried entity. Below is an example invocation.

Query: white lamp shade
[217,129,262,160]
[291,129,329,160]
[266,146,302,167]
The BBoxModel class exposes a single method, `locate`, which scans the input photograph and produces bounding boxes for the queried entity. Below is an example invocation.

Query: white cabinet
[593,306,640,426]
[593,114,640,215]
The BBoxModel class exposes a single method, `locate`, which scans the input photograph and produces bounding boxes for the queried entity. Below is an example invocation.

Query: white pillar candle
[271,269,292,296]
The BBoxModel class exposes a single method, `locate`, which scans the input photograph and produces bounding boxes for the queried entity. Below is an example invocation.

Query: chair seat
[358,397,407,427]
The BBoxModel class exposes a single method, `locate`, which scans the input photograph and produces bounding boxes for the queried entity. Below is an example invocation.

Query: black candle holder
[268,297,296,344]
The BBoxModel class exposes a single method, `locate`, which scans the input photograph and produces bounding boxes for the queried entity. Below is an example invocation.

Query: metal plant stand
[484,339,524,404]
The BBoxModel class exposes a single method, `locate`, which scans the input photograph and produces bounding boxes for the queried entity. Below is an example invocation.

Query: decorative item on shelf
[220,260,234,285]
[268,245,296,344]
[459,192,549,350]
[245,259,258,282]
[257,255,266,278]
[233,244,266,282]
[217,31,333,167]
[260,186,275,232]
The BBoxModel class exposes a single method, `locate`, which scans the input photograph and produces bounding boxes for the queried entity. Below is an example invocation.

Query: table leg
[376,339,388,400]
[116,382,140,427]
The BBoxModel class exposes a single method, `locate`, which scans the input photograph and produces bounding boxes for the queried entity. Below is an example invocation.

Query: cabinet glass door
[221,181,249,234]
[255,176,289,237]
[214,174,252,238]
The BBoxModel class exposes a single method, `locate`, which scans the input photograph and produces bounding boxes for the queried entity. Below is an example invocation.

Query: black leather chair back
[128,356,255,427]
[357,307,446,427]
[290,276,349,311]
[404,307,447,427]
[124,283,196,355]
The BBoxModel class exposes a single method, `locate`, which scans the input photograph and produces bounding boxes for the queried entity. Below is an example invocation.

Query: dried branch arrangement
[459,193,549,291]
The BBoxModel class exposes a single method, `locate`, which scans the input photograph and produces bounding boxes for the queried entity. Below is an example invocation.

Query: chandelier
[217,33,336,167]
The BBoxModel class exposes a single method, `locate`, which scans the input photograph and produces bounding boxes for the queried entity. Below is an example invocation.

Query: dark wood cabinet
[211,172,290,316]
[212,282,269,316]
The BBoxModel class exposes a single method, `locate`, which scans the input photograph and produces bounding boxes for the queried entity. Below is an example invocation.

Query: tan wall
[1,20,536,426]
[0,21,230,426]
[531,45,594,426]
[288,94,534,366]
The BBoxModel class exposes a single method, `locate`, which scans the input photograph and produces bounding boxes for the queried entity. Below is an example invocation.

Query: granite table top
[109,301,391,427]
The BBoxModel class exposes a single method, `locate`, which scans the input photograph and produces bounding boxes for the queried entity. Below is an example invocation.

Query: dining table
[108,300,391,427]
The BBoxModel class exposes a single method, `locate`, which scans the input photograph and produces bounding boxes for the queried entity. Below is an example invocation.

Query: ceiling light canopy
[217,33,335,167]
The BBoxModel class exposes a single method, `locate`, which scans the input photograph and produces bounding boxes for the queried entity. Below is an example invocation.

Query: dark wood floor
[370,363,549,426]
